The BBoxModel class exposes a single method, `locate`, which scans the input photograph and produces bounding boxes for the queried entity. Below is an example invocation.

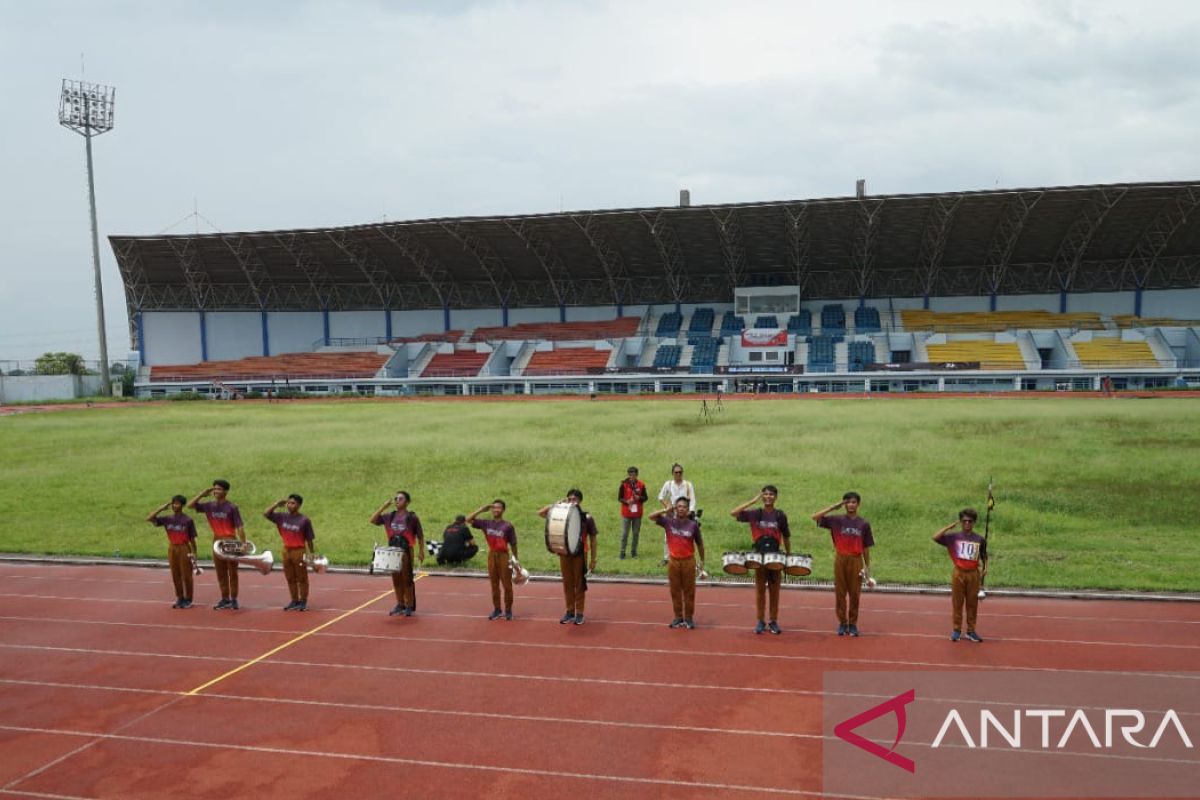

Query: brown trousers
[168,543,194,600]
[487,550,513,611]
[390,552,416,608]
[558,553,587,615]
[213,540,240,599]
[282,546,309,603]
[833,552,864,625]
[667,556,696,620]
[755,565,781,621]
[951,566,981,633]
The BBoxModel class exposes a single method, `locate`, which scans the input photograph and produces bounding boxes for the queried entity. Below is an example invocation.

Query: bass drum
[545,502,584,556]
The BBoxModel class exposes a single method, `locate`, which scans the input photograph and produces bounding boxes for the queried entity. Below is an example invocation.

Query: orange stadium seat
[150,352,387,381]
[523,348,610,376]
[420,349,489,377]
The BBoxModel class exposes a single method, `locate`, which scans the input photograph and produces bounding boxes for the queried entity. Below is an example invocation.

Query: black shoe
[619,553,626,560]
[213,598,230,610]
[296,601,307,612]
[669,617,685,628]
[180,599,193,609]
[684,619,696,630]
[768,621,782,635]
[574,614,585,625]
[172,599,183,609]
[488,609,502,620]
[847,624,859,638]
[631,551,637,558]
[284,601,298,611]
[402,607,413,617]
[837,623,847,636]
[504,610,513,620]
[560,612,575,624]
[228,599,240,611]
[754,620,766,635]
[389,604,405,616]
[965,631,983,643]
[950,630,961,642]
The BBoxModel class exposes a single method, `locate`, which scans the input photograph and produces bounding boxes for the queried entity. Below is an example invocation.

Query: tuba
[213,539,274,575]
[510,556,530,586]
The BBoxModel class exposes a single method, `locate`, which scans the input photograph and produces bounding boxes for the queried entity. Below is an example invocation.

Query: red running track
[0,562,1196,800]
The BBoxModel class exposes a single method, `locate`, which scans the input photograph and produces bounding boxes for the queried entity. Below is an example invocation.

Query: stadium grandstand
[111,181,1200,397]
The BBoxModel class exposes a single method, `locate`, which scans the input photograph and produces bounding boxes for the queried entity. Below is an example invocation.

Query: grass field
[1,396,1198,591]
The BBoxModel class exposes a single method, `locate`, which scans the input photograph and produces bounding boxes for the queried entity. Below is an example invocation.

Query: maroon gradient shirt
[153,513,197,546]
[737,508,791,548]
[819,514,874,556]
[195,500,243,539]
[374,510,424,550]
[266,511,315,549]
[940,531,987,571]
[472,518,516,552]
[654,515,703,559]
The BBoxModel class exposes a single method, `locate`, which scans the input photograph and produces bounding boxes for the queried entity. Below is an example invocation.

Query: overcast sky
[2,0,1199,362]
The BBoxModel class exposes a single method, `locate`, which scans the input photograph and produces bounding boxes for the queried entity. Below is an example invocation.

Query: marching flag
[986,481,995,511]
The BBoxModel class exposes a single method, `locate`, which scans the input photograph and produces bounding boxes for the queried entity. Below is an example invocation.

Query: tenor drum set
[722,551,813,577]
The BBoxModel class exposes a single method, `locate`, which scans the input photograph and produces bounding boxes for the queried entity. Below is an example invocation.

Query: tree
[35,352,88,376]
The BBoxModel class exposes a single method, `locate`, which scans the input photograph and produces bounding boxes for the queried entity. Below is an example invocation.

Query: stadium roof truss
[111,182,1200,325]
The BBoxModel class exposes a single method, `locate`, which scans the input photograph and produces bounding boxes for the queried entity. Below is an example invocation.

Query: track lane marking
[183,582,401,696]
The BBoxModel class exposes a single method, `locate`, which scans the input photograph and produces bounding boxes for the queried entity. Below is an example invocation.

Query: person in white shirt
[657,463,697,565]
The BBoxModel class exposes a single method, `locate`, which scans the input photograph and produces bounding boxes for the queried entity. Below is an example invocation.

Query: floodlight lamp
[59,78,116,136]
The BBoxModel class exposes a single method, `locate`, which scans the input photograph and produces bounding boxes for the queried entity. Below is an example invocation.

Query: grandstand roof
[111,181,1200,314]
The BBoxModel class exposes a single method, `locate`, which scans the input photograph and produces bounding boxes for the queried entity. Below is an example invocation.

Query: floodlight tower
[59,78,116,395]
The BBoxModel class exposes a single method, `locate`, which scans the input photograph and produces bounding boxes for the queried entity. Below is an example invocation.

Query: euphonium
[213,539,274,575]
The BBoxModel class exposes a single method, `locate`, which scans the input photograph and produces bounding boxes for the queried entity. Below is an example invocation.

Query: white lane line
[0,790,94,800]
[0,724,889,800]
[1,637,1196,684]
[3,605,1196,652]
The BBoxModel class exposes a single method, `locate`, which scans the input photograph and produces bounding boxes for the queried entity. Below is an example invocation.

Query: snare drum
[545,502,584,556]
[762,552,786,571]
[722,551,748,575]
[743,551,763,569]
[784,553,813,576]
[371,546,407,575]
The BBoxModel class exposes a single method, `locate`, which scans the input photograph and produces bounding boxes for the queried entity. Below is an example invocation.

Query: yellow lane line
[185,572,427,696]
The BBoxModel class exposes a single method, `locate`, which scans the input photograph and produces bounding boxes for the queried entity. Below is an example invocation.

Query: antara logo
[834,689,916,773]
[932,708,1194,750]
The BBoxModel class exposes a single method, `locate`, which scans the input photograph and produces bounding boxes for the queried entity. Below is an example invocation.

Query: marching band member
[730,485,791,634]
[649,497,706,629]
[657,463,697,566]
[188,479,246,610]
[812,491,874,637]
[616,466,648,559]
[467,499,518,620]
[264,494,315,611]
[370,491,425,617]
[538,489,597,626]
[146,494,198,608]
[933,508,987,642]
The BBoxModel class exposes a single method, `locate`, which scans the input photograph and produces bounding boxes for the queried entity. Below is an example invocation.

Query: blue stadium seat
[787,311,812,336]
[719,312,745,337]
[847,341,875,372]
[687,307,714,337]
[854,306,881,333]
[821,304,846,336]
[688,337,720,373]
[754,315,779,329]
[653,344,682,369]
[807,335,836,373]
[655,312,682,337]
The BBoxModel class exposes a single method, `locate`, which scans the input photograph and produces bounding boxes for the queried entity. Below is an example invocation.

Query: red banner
[740,329,787,347]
